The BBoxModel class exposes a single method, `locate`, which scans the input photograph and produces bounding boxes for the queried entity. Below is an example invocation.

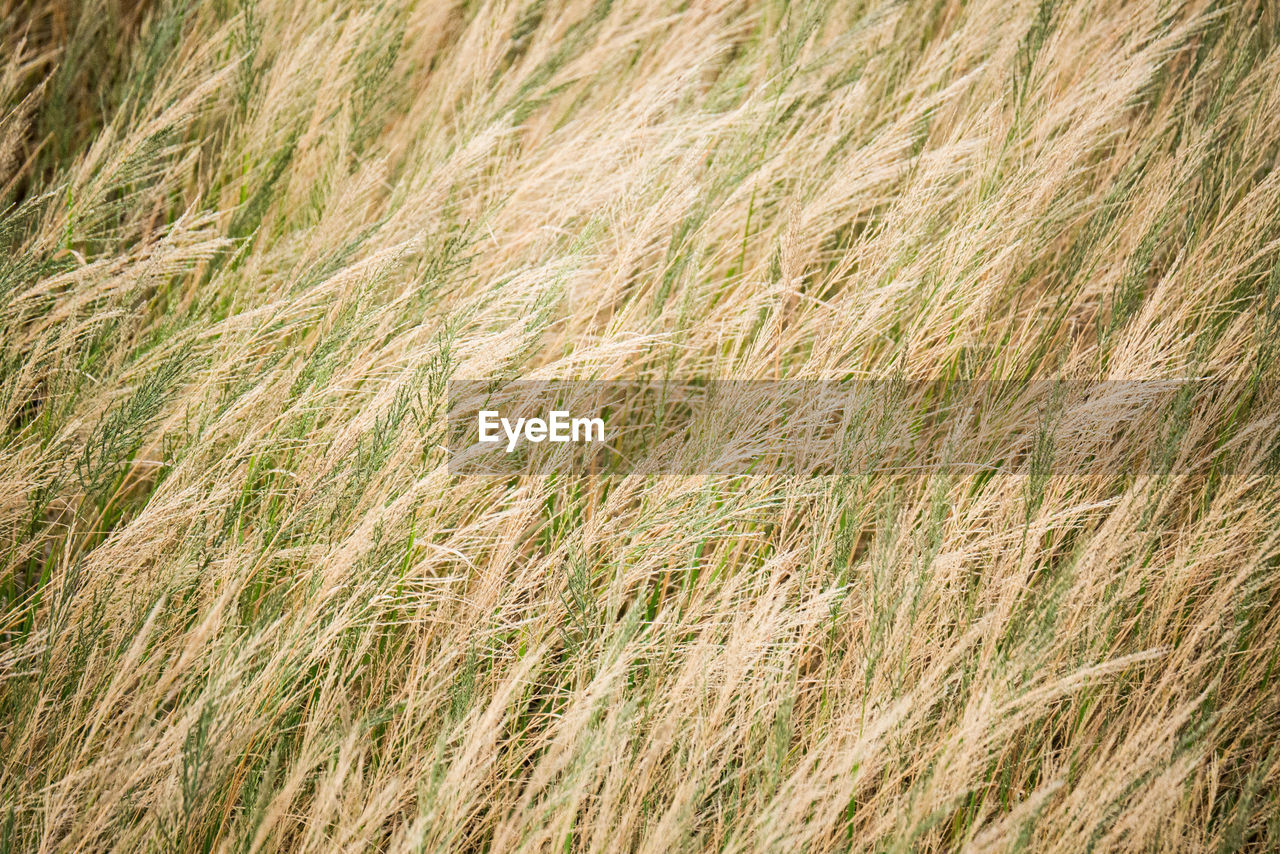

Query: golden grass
[1,0,1279,850]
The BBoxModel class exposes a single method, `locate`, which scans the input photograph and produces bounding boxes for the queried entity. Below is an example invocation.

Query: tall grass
[2,0,1279,850]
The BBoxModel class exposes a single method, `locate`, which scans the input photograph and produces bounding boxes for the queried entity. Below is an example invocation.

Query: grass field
[2,0,1280,850]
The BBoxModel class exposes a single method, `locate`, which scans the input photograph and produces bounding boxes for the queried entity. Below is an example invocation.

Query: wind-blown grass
[1,0,1279,850]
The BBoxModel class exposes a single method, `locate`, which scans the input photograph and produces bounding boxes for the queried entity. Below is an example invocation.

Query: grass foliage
[2,0,1280,850]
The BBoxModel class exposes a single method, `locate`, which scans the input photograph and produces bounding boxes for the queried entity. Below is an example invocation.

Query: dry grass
[2,0,1279,850]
